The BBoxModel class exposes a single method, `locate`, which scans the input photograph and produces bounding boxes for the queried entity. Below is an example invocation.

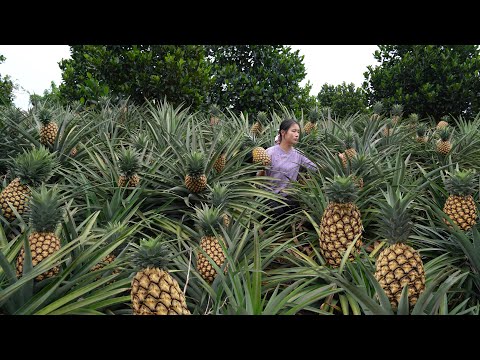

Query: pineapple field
[1,98,480,315]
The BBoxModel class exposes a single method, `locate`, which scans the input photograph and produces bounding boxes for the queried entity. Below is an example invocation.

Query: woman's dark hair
[278,118,299,143]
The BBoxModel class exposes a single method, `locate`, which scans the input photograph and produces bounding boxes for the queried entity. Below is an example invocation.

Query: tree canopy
[363,45,480,120]
[0,54,14,106]
[316,82,368,118]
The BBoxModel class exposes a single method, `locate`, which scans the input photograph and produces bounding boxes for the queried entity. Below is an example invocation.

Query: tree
[363,45,480,120]
[0,54,14,106]
[316,82,368,118]
[30,81,63,108]
[58,45,213,111]
[206,45,316,118]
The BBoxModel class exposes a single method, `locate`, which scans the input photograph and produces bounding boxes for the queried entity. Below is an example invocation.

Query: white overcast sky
[0,45,380,111]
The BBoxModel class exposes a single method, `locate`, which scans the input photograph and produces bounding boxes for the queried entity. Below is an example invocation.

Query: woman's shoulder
[266,144,279,154]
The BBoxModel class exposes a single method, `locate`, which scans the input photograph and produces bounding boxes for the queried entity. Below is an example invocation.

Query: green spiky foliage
[131,132,150,151]
[210,104,222,118]
[343,131,357,157]
[324,176,358,204]
[185,151,205,177]
[28,184,63,233]
[320,106,332,120]
[374,186,425,310]
[129,237,171,271]
[256,111,268,126]
[13,146,56,186]
[441,115,450,123]
[210,183,229,211]
[445,169,476,196]
[438,126,451,142]
[307,106,320,123]
[416,123,427,137]
[37,107,53,126]
[195,204,223,237]
[391,103,404,117]
[372,101,383,115]
[408,113,419,123]
[118,147,140,177]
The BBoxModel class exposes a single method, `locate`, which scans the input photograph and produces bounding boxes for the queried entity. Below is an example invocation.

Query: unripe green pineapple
[195,204,227,283]
[37,107,58,146]
[304,106,319,134]
[436,126,452,155]
[415,123,428,143]
[370,101,384,121]
[443,169,477,231]
[390,103,403,125]
[0,146,55,222]
[319,176,363,267]
[117,147,141,187]
[129,238,190,315]
[250,111,267,136]
[16,185,63,281]
[184,151,207,193]
[374,186,425,310]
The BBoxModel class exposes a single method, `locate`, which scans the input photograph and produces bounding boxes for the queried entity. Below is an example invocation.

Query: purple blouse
[265,145,317,194]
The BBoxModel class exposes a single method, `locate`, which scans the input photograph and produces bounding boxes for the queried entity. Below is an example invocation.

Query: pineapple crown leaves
[438,126,451,141]
[320,106,332,120]
[324,175,358,204]
[408,113,419,122]
[28,184,64,233]
[372,101,384,114]
[307,106,320,123]
[376,186,414,244]
[440,115,450,122]
[350,154,369,175]
[194,203,223,237]
[131,131,150,150]
[128,237,174,270]
[343,131,356,150]
[210,104,222,118]
[12,146,56,186]
[416,123,428,137]
[444,168,476,196]
[117,147,140,176]
[4,106,25,123]
[384,118,394,129]
[185,151,206,176]
[37,107,54,125]
[209,183,230,210]
[390,103,404,116]
[256,111,268,125]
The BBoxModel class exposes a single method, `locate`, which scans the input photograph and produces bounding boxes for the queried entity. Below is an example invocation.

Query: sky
[0,45,380,111]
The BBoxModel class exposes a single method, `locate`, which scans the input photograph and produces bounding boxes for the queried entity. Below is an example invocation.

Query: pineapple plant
[436,126,452,155]
[117,147,141,188]
[350,154,368,190]
[195,204,227,283]
[304,106,319,134]
[129,238,190,315]
[213,139,227,173]
[443,169,477,231]
[250,111,267,136]
[209,104,221,126]
[16,185,63,281]
[436,115,449,130]
[390,103,403,125]
[210,183,231,227]
[374,186,425,310]
[0,146,55,222]
[37,107,58,146]
[184,151,207,193]
[319,176,363,267]
[243,135,271,166]
[343,131,357,160]
[370,101,384,121]
[382,119,394,137]
[407,113,419,130]
[415,123,428,143]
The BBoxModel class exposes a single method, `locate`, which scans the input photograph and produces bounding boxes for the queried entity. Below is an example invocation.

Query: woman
[261,118,318,219]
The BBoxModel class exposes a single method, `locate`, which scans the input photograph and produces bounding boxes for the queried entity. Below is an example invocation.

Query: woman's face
[281,123,300,145]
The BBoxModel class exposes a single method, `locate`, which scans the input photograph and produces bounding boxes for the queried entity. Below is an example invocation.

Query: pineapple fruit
[16,185,63,281]
[117,147,141,188]
[382,119,394,137]
[370,101,384,121]
[0,146,55,222]
[209,104,221,126]
[213,139,227,173]
[443,169,477,231]
[195,204,227,283]
[244,135,271,166]
[436,126,452,155]
[415,123,428,143]
[436,115,449,130]
[304,106,319,134]
[250,111,267,136]
[374,186,425,310]
[129,238,190,315]
[343,131,357,161]
[390,103,403,125]
[184,151,207,193]
[38,107,58,146]
[319,176,363,267]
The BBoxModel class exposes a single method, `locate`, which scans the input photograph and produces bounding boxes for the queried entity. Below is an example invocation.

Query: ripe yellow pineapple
[319,176,363,267]
[37,107,58,146]
[436,126,452,155]
[436,115,449,130]
[250,111,267,136]
[304,106,319,134]
[117,147,141,188]
[374,186,425,310]
[213,139,227,173]
[184,151,207,193]
[129,238,190,315]
[370,101,384,121]
[0,146,55,222]
[195,204,227,283]
[390,103,403,125]
[16,185,63,281]
[442,169,477,231]
[415,123,428,143]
